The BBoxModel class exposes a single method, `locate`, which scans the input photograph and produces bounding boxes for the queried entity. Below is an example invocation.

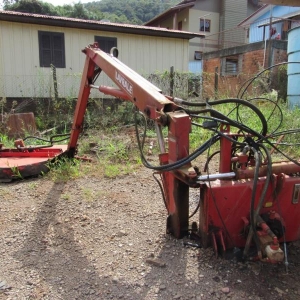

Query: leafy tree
[3,0,18,9]
[4,0,179,24]
[69,3,90,19]
[85,0,178,24]
[4,0,59,15]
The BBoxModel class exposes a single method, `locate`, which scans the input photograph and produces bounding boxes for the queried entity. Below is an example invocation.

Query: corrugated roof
[0,10,204,39]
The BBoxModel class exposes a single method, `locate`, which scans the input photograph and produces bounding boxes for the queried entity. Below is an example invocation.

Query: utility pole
[267,5,273,68]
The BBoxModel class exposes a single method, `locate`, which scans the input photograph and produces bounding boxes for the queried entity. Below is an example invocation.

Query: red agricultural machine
[1,42,299,265]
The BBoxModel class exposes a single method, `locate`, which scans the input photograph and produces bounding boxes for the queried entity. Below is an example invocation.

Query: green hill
[3,0,179,24]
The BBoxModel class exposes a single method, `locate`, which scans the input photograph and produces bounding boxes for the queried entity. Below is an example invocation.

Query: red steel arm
[68,43,193,238]
[68,54,96,156]
[68,43,179,154]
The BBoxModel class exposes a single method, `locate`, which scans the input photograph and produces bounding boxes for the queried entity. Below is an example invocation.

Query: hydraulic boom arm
[68,43,194,238]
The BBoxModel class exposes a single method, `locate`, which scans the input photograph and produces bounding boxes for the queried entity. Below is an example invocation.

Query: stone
[145,258,166,268]
[221,287,230,294]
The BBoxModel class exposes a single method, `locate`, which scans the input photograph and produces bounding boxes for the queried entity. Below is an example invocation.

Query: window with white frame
[200,19,210,32]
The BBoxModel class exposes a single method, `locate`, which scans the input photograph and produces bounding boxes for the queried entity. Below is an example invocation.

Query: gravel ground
[0,166,300,300]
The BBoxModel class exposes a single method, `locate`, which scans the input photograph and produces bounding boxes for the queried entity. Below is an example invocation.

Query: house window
[221,55,240,76]
[194,51,202,60]
[200,19,210,32]
[38,31,65,68]
[95,36,117,53]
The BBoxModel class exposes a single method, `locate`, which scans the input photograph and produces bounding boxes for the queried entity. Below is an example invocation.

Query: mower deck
[0,145,68,182]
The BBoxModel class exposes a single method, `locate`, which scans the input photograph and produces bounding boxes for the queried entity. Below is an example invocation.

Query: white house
[0,10,203,99]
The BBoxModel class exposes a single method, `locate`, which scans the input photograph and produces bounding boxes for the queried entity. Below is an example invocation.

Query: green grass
[189,99,300,162]
[2,97,300,182]
[10,166,23,179]
[61,193,71,200]
[28,182,38,189]
[81,187,94,201]
[0,133,15,148]
[46,157,81,182]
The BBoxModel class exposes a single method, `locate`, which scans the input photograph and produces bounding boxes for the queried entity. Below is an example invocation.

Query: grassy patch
[61,193,71,200]
[2,97,300,183]
[189,99,300,163]
[81,187,93,201]
[46,157,81,182]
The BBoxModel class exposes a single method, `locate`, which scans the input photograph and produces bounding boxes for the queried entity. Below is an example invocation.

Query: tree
[5,0,58,15]
[3,0,18,9]
[69,3,90,19]
[4,0,179,24]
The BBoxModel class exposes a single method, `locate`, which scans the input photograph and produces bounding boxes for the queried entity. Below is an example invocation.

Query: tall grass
[189,99,300,163]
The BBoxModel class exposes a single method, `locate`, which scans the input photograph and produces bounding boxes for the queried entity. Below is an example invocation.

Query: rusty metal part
[5,113,36,138]
[236,161,300,179]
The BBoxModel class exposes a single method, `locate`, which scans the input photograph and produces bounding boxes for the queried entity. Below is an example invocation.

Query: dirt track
[0,166,300,300]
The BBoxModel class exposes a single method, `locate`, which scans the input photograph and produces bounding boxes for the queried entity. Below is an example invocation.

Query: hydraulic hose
[243,144,272,259]
[243,148,262,258]
[175,98,268,137]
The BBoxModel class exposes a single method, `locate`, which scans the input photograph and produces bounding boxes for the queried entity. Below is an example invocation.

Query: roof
[0,10,204,39]
[144,0,195,26]
[239,4,300,26]
[260,0,300,6]
[238,4,269,26]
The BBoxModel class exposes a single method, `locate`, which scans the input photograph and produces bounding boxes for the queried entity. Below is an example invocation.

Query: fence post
[214,66,218,98]
[170,66,174,97]
[51,64,58,101]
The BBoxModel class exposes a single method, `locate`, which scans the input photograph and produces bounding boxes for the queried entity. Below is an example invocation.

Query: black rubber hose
[243,148,261,258]
[134,110,221,172]
[237,62,300,99]
[182,98,268,136]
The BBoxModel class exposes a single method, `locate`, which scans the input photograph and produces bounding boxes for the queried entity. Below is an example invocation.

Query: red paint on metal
[219,125,232,173]
[236,161,300,179]
[68,44,192,238]
[68,55,96,156]
[165,111,191,238]
[83,45,178,117]
[99,86,131,101]
[0,145,68,180]
[0,147,65,158]
[199,174,300,248]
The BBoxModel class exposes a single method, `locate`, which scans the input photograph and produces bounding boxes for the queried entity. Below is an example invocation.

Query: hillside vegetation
[3,0,179,24]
